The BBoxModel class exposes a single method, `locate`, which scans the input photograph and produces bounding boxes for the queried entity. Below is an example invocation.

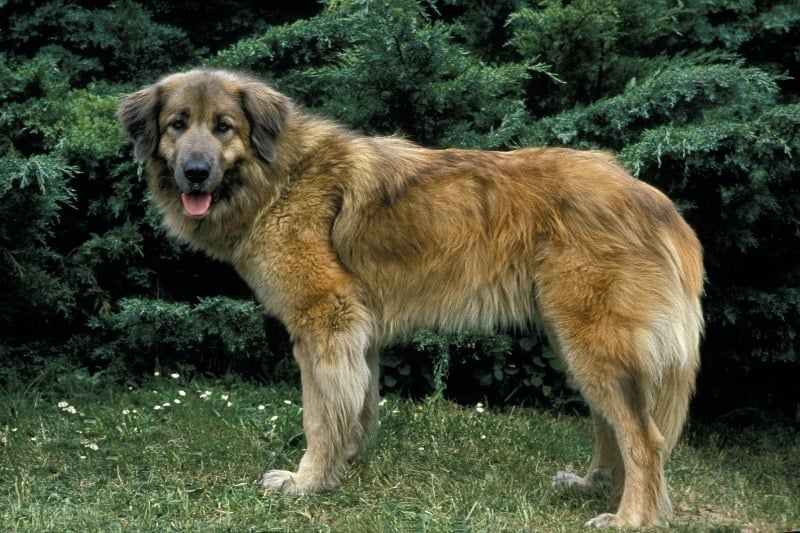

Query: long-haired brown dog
[118,69,703,528]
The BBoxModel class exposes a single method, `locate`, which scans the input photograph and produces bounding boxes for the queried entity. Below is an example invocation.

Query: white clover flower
[65,406,77,415]
[270,415,279,422]
[122,409,131,415]
[84,442,99,451]
[154,371,160,377]
[173,399,181,405]
[221,395,229,401]
[283,400,292,405]
[162,402,171,408]
[57,401,69,409]
[170,373,180,379]
[178,390,186,397]
[257,405,266,411]
[226,401,233,407]
[379,398,387,407]
[475,402,485,414]
[153,405,162,410]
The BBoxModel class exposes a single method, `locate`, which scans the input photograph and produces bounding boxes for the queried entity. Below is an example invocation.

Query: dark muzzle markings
[174,126,223,218]
[179,159,213,217]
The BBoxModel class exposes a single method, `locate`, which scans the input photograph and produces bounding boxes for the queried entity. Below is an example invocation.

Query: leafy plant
[88,297,278,376]
[0,0,798,419]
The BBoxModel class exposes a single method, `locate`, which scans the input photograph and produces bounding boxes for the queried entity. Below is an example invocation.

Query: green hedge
[1,0,798,420]
[87,297,278,375]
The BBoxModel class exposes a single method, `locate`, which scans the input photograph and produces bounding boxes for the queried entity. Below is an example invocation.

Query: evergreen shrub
[0,0,797,418]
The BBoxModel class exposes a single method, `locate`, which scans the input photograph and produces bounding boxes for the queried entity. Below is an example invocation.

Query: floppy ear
[240,79,291,163]
[117,85,160,162]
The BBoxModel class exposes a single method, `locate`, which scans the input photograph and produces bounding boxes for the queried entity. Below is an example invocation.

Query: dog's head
[117,69,290,219]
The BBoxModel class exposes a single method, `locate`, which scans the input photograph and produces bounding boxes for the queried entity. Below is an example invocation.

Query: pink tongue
[181,192,213,217]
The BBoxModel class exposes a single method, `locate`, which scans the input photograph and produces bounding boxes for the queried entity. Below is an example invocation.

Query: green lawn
[1,369,797,531]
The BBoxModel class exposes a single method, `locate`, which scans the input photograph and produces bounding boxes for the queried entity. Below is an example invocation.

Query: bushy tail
[653,348,700,458]
[653,228,704,458]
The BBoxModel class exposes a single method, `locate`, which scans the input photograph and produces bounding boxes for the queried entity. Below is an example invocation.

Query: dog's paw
[345,440,368,464]
[552,469,610,495]
[551,470,585,487]
[261,469,335,494]
[261,469,301,494]
[584,512,663,528]
[583,512,619,528]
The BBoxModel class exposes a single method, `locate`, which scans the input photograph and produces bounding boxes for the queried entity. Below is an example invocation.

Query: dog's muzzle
[182,160,211,188]
[179,160,214,217]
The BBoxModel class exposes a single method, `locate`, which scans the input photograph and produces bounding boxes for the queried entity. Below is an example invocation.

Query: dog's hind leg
[552,408,622,495]
[539,296,671,525]
[579,372,671,528]
[562,338,671,528]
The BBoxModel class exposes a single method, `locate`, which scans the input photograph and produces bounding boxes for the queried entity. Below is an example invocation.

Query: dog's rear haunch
[118,69,703,528]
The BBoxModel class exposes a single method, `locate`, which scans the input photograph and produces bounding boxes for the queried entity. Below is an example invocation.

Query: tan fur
[118,69,704,528]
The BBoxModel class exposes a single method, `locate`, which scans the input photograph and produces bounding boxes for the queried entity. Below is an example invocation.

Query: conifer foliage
[1,0,798,418]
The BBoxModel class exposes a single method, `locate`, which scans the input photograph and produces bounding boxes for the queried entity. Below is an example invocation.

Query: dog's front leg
[261,295,373,494]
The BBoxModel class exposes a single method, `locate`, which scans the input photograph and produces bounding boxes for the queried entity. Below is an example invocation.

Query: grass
[1,368,798,532]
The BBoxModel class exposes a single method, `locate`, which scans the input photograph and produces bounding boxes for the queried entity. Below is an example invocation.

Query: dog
[118,69,703,527]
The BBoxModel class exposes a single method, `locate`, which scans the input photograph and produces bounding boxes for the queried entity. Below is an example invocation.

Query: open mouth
[181,191,213,217]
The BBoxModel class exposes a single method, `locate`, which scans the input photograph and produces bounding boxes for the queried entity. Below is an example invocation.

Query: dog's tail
[653,346,700,458]
[652,225,704,458]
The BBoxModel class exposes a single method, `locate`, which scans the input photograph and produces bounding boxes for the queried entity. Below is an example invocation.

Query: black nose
[183,160,210,183]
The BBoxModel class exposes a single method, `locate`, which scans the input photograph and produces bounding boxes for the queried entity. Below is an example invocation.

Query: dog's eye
[170,119,186,130]
[215,122,231,133]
